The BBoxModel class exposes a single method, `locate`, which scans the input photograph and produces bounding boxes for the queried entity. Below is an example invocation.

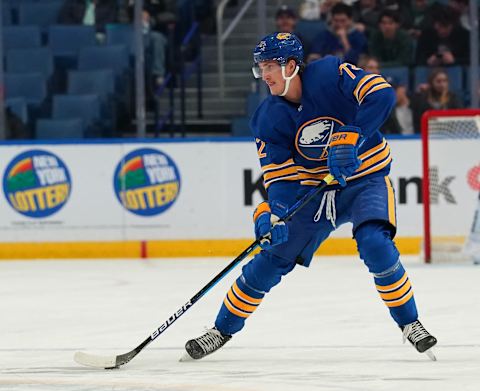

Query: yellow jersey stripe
[357,144,390,171]
[353,74,378,101]
[262,158,295,172]
[299,154,392,185]
[358,77,387,102]
[264,174,299,189]
[360,83,391,104]
[263,165,298,182]
[348,155,392,181]
[358,139,387,160]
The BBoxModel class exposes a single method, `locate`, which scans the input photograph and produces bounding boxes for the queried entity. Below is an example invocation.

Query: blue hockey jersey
[250,55,396,204]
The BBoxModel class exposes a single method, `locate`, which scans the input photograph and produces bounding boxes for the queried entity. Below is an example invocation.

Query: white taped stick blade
[179,351,194,362]
[74,351,118,369]
[426,349,437,361]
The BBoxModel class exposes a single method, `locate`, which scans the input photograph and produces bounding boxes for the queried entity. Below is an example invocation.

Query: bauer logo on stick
[3,149,71,218]
[113,148,181,216]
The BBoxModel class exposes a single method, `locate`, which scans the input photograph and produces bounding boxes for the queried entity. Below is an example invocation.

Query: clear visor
[252,62,282,79]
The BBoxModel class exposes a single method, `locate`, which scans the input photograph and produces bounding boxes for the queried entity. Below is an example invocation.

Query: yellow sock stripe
[223,297,250,318]
[232,281,263,305]
[385,288,414,308]
[379,279,411,301]
[375,272,408,293]
[227,289,258,313]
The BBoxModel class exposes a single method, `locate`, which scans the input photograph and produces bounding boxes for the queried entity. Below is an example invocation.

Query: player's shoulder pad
[250,95,293,140]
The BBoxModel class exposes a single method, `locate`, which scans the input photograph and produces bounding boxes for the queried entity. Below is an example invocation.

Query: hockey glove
[327,125,362,187]
[253,200,289,249]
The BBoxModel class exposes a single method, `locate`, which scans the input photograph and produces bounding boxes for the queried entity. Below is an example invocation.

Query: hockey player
[182,33,437,361]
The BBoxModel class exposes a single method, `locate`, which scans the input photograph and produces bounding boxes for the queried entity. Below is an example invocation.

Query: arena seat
[2,26,41,51]
[48,25,96,57]
[6,97,28,124]
[4,72,47,107]
[7,48,54,79]
[52,94,101,136]
[381,66,409,90]
[77,45,130,76]
[18,1,63,29]
[36,118,85,139]
[106,24,135,55]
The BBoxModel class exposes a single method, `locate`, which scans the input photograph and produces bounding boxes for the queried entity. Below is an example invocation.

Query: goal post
[421,109,480,263]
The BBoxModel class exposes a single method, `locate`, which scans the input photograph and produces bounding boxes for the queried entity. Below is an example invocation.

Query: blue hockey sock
[374,261,418,326]
[214,274,265,335]
[355,222,418,326]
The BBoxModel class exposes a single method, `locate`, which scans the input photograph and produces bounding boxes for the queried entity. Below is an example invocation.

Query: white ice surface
[0,256,479,391]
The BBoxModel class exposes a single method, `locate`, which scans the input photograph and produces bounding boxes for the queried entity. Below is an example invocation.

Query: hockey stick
[74,174,335,369]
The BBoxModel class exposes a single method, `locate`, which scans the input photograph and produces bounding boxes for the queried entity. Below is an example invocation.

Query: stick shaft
[120,174,335,362]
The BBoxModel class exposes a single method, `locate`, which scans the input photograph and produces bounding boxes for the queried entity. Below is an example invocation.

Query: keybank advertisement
[0,140,477,242]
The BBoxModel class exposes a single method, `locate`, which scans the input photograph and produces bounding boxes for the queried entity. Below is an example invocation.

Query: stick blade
[74,351,118,369]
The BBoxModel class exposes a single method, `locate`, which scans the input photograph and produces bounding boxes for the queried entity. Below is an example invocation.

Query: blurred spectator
[381,0,413,29]
[307,3,367,64]
[127,0,176,34]
[59,0,117,34]
[448,0,470,31]
[358,55,380,73]
[319,0,341,22]
[275,5,310,55]
[409,0,444,38]
[368,10,413,67]
[299,0,321,20]
[382,79,414,134]
[415,8,470,66]
[411,69,463,133]
[127,3,167,85]
[275,5,298,33]
[352,0,382,34]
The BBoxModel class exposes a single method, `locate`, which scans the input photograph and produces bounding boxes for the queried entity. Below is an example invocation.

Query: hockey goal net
[422,109,480,263]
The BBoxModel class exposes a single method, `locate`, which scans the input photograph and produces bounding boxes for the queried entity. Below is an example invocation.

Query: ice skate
[401,320,437,361]
[180,328,231,361]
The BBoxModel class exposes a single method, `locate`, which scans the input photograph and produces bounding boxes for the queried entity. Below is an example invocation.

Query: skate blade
[179,352,195,362]
[425,349,437,361]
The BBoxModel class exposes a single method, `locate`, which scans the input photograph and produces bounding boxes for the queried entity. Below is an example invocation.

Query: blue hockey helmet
[252,33,303,96]
[253,32,304,67]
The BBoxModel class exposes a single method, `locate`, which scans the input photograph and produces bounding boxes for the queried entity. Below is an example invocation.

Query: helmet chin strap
[279,65,300,97]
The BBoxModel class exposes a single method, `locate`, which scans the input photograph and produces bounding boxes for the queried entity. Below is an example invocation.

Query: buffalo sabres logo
[276,33,291,40]
[295,116,345,161]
